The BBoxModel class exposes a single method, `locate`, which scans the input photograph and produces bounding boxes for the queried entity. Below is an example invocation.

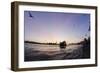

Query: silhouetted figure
[60,41,67,49]
[82,37,90,58]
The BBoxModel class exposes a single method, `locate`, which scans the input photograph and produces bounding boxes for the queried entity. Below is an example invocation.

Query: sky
[24,11,90,43]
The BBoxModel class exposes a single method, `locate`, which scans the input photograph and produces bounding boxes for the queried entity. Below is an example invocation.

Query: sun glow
[24,11,90,44]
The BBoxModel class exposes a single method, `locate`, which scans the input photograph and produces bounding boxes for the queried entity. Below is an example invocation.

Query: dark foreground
[24,42,90,61]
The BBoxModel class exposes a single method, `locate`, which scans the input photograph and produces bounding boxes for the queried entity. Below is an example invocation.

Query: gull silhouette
[29,12,34,18]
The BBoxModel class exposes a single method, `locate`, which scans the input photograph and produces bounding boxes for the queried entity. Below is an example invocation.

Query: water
[24,43,83,61]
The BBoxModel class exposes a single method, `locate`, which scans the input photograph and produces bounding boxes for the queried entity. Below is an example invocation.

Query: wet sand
[24,43,90,61]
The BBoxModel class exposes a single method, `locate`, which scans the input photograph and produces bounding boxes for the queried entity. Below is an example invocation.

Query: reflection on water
[24,43,83,61]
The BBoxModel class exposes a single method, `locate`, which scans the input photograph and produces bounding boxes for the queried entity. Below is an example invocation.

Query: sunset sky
[24,11,90,43]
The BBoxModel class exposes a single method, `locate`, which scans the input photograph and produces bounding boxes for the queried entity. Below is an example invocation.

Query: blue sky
[24,11,90,43]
